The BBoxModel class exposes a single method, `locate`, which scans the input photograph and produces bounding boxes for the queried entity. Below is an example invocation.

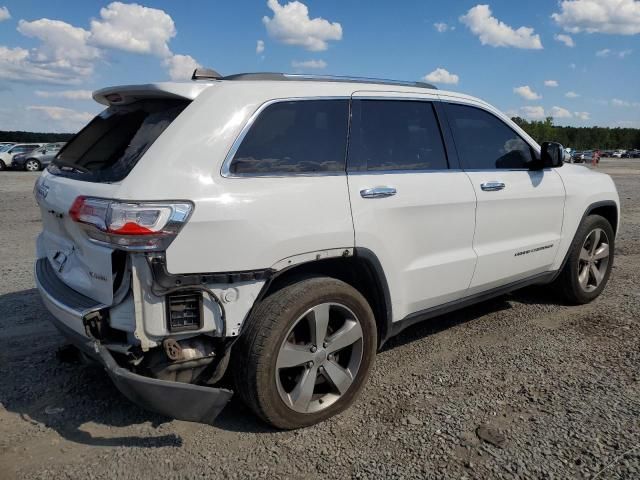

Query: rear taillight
[69,196,193,251]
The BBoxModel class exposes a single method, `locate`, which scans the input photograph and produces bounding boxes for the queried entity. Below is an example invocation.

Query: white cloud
[612,98,640,107]
[3,19,101,84]
[0,6,10,21]
[291,59,327,69]
[514,85,541,100]
[520,106,546,120]
[434,22,449,33]
[544,80,559,87]
[597,48,633,58]
[423,68,459,85]
[460,4,543,49]
[554,33,575,47]
[616,119,640,127]
[27,105,94,130]
[35,89,93,100]
[550,106,572,118]
[256,39,265,54]
[89,2,175,57]
[574,111,591,120]
[552,0,640,35]
[565,91,580,98]
[2,4,200,84]
[163,54,200,81]
[89,3,202,80]
[262,0,342,51]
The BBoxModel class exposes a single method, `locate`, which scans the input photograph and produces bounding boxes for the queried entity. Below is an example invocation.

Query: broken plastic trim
[148,255,272,289]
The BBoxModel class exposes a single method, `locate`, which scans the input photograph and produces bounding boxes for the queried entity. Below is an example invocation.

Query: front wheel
[233,277,377,429]
[25,159,41,171]
[0,160,5,171]
[554,214,614,304]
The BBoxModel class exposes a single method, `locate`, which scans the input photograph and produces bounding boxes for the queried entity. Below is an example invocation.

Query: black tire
[0,160,5,171]
[233,277,377,429]
[553,214,614,304]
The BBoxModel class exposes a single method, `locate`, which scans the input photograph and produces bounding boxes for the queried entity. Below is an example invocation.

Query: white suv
[34,71,619,429]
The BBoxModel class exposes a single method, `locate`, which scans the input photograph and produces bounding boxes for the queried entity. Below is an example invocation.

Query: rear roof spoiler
[92,82,213,106]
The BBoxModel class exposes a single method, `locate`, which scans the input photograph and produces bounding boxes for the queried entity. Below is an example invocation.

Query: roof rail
[193,71,438,90]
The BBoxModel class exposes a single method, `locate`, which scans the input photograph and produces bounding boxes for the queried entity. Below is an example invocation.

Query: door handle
[360,186,397,198]
[480,181,505,192]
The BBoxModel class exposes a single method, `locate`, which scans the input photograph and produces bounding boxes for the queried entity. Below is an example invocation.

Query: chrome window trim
[348,168,464,176]
[220,96,351,179]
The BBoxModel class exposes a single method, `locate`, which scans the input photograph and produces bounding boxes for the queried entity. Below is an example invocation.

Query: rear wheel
[554,214,614,304]
[0,160,5,171]
[25,159,41,171]
[233,277,377,429]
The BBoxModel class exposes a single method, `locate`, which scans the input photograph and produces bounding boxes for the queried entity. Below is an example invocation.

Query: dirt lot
[0,159,638,479]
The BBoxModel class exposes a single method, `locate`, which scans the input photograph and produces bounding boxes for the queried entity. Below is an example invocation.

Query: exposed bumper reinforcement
[35,257,233,424]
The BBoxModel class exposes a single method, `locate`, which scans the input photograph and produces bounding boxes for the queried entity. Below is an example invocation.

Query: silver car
[13,142,66,171]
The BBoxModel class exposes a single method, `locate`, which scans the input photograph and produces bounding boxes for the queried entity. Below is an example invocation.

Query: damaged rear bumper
[34,257,233,423]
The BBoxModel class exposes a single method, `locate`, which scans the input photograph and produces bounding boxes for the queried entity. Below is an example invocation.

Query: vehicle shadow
[0,288,183,448]
[381,284,565,352]
[0,285,566,439]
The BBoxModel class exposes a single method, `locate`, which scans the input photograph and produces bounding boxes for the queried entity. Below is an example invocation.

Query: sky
[0,0,638,132]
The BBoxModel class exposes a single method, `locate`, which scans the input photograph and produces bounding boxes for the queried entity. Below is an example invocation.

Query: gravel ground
[0,159,638,479]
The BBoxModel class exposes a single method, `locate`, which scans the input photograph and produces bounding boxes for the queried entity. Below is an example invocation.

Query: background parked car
[0,143,43,170]
[622,149,640,158]
[612,150,626,158]
[12,142,66,171]
[570,151,585,163]
[582,150,595,163]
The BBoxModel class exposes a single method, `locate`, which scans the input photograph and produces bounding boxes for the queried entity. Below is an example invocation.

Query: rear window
[49,99,188,182]
[229,100,349,175]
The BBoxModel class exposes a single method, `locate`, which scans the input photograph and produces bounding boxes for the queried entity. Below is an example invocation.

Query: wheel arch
[554,199,619,279]
[256,249,392,349]
[586,200,618,235]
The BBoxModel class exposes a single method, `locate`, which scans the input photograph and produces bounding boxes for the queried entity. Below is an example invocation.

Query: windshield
[49,99,189,182]
[0,145,13,152]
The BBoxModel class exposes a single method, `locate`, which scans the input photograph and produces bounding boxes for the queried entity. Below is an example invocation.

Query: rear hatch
[35,87,197,305]
[36,174,123,305]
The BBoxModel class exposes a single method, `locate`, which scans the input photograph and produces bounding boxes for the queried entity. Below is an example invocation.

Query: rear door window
[229,100,349,175]
[49,99,189,182]
[348,100,448,171]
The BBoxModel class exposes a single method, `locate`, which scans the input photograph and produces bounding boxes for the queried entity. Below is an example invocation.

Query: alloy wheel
[275,302,364,414]
[25,160,40,171]
[578,227,610,293]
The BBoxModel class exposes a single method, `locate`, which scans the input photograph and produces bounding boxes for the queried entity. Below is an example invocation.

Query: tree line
[3,118,640,151]
[511,117,640,150]
[0,131,74,143]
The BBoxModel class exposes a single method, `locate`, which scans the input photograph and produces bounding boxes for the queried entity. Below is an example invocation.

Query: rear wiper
[53,160,90,173]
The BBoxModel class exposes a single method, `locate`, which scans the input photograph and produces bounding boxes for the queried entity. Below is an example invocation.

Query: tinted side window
[349,100,448,171]
[230,100,349,175]
[446,103,534,169]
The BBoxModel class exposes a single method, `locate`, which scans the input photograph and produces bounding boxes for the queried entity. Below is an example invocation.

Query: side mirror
[540,142,564,168]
